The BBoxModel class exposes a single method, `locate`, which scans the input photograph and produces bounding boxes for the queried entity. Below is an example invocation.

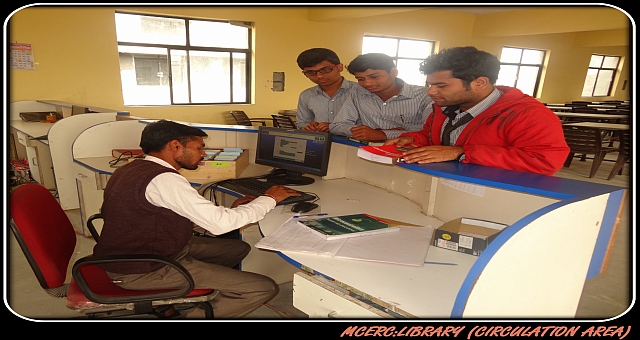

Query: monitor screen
[255,126,332,186]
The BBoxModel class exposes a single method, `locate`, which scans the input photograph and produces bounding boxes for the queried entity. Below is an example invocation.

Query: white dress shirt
[143,156,276,235]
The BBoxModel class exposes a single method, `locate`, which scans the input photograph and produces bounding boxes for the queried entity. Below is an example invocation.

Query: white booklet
[256,217,434,266]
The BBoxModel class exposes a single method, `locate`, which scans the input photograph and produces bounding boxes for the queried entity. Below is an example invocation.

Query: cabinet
[16,131,56,190]
[293,271,394,318]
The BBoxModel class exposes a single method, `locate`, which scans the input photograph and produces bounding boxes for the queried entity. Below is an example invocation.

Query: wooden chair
[230,111,272,127]
[271,114,297,129]
[562,125,618,178]
[607,129,630,180]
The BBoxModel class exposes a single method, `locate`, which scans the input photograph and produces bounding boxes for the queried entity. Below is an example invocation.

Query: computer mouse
[291,202,319,214]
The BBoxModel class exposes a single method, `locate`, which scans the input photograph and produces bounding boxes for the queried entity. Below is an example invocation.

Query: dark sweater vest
[93,160,193,274]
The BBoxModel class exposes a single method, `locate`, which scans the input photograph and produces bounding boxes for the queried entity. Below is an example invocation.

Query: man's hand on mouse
[263,186,301,204]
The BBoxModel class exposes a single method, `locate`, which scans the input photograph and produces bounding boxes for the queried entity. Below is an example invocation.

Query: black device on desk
[255,126,332,185]
[217,177,316,206]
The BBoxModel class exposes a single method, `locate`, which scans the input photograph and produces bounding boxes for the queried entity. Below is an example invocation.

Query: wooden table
[554,112,628,123]
[563,122,629,130]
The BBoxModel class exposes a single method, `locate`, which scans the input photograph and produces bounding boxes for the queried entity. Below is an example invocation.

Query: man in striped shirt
[329,53,433,141]
[296,48,358,132]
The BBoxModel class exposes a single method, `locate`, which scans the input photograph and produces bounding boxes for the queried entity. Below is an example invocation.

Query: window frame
[497,46,546,98]
[362,34,435,86]
[115,11,253,106]
[581,54,621,97]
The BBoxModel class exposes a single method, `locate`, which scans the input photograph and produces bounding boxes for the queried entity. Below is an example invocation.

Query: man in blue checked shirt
[329,53,433,141]
[295,48,359,132]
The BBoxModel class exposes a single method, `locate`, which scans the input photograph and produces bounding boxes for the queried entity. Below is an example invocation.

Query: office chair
[9,183,217,319]
[562,125,618,178]
[271,114,297,129]
[230,110,272,127]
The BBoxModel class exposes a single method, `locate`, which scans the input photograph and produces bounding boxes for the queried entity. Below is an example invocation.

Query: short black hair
[347,53,396,75]
[297,48,341,69]
[419,46,501,86]
[139,119,208,154]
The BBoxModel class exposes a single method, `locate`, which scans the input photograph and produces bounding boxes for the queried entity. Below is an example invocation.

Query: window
[115,12,252,106]
[581,54,620,97]
[362,35,435,86]
[496,47,546,97]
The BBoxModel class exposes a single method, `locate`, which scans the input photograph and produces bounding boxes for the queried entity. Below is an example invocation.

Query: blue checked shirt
[296,78,359,129]
[329,78,433,139]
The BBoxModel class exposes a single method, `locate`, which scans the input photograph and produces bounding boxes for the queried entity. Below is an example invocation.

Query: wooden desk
[554,112,628,123]
[563,122,629,130]
[545,105,572,112]
[72,121,628,318]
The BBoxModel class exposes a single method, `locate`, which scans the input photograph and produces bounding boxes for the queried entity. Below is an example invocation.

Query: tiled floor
[6,153,631,320]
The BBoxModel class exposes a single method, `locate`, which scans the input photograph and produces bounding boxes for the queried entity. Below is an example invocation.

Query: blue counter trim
[586,189,627,279]
[330,135,624,200]
[450,198,577,318]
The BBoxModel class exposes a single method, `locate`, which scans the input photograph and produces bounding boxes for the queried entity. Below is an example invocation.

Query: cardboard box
[433,218,508,256]
[178,149,249,181]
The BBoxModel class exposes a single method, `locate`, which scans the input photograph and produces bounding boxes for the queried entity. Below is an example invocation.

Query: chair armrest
[72,253,195,304]
[86,213,103,242]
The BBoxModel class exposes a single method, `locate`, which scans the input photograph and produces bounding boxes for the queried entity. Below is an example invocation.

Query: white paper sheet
[256,217,434,266]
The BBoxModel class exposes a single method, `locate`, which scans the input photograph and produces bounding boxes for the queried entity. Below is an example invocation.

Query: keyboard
[218,178,316,206]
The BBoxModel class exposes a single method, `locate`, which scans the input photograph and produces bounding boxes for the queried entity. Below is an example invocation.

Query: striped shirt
[443,87,503,145]
[296,78,359,129]
[329,78,434,139]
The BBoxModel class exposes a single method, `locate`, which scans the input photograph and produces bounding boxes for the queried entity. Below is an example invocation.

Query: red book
[356,145,416,164]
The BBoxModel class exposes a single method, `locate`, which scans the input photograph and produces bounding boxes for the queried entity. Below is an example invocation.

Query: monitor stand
[266,169,315,186]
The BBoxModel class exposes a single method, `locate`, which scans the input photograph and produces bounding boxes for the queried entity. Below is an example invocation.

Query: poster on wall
[10,43,35,70]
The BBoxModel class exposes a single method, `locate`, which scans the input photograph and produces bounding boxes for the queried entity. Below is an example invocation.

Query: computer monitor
[255,126,332,186]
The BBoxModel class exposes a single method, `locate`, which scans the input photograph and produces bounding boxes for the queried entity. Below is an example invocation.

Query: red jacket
[401,86,569,175]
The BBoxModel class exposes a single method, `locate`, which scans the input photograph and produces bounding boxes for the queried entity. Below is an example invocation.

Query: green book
[296,213,400,240]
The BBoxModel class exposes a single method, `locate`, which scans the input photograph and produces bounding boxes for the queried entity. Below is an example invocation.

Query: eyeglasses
[302,64,338,77]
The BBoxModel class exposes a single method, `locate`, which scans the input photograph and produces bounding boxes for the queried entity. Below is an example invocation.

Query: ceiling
[435,6,531,16]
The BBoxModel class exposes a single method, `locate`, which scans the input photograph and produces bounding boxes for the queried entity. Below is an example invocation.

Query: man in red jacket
[384,46,569,175]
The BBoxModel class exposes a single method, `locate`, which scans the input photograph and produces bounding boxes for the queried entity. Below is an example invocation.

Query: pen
[293,213,328,218]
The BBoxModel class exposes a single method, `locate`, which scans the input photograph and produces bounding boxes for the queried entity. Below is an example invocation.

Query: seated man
[92,120,300,318]
[329,53,433,141]
[385,46,569,175]
[296,47,358,132]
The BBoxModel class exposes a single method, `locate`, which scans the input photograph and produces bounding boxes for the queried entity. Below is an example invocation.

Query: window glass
[582,54,620,97]
[516,66,539,96]
[588,55,604,68]
[115,12,252,106]
[115,13,186,45]
[499,47,522,63]
[602,56,620,68]
[496,65,518,87]
[362,35,434,86]
[362,36,398,56]
[189,20,249,49]
[521,50,544,64]
[396,59,426,86]
[581,69,598,97]
[593,70,614,96]
[398,40,432,59]
[499,47,546,97]
[189,51,231,104]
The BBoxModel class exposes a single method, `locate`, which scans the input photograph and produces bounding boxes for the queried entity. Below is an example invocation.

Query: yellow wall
[8,5,631,124]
